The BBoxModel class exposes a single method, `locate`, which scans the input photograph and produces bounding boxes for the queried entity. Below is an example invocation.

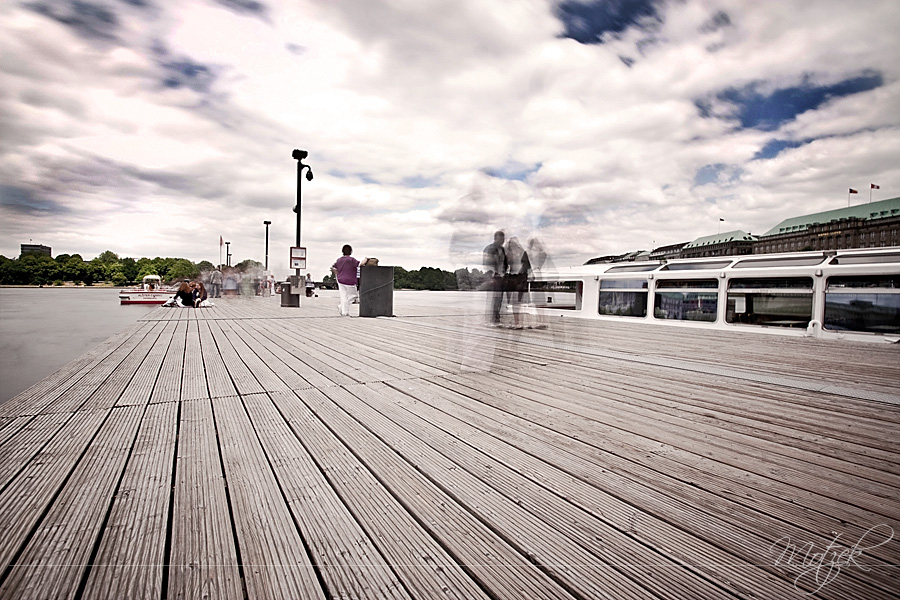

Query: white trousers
[338,282,358,316]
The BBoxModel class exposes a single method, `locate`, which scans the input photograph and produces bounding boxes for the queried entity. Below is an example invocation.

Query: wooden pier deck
[1,290,898,600]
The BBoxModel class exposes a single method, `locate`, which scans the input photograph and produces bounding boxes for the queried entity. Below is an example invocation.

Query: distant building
[648,242,687,261]
[755,196,900,254]
[20,244,52,257]
[680,230,756,259]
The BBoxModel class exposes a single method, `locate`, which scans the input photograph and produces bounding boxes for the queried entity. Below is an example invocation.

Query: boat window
[661,260,731,271]
[732,255,826,268]
[824,275,900,334]
[599,279,647,317]
[655,279,719,289]
[654,291,718,322]
[829,251,900,265]
[726,277,813,327]
[529,280,580,310]
[603,264,660,273]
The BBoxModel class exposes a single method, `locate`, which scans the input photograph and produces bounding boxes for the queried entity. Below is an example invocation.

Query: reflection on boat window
[726,277,813,327]
[661,261,731,271]
[653,279,718,322]
[604,264,660,273]
[824,275,900,333]
[732,255,826,268]
[829,252,900,265]
[530,280,580,310]
[599,279,647,317]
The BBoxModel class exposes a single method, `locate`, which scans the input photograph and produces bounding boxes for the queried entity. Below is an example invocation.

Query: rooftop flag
[871,183,880,189]
[849,188,858,194]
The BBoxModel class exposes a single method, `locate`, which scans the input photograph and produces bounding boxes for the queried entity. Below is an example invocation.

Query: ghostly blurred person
[505,237,530,329]
[483,230,508,326]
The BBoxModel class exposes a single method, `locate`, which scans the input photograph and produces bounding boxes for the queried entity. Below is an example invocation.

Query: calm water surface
[0,287,158,403]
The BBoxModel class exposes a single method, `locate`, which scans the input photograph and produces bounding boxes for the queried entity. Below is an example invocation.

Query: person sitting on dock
[193,281,208,307]
[173,282,194,307]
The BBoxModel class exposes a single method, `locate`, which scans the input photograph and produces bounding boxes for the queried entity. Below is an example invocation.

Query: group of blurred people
[483,230,547,329]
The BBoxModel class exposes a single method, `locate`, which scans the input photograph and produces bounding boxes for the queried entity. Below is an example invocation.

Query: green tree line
[2,249,496,291]
[0,250,219,286]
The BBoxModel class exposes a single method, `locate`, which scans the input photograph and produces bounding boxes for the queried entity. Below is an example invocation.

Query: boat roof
[142,275,162,281]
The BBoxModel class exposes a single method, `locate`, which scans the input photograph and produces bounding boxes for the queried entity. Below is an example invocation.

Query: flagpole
[869,187,872,203]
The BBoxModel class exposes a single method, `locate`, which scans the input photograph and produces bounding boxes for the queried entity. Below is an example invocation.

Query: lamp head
[263,220,271,225]
[291,149,308,160]
[305,169,314,182]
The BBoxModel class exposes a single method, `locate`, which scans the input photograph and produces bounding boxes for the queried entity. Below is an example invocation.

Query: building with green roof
[756,196,900,254]
[681,230,756,258]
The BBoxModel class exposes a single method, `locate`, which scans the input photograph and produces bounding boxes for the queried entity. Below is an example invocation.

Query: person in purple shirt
[331,244,360,316]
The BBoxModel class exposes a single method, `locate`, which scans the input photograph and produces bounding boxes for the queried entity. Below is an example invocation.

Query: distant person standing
[332,244,360,316]
[210,268,223,298]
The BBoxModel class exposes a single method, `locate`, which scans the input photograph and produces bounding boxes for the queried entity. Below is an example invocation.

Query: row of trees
[0,251,223,286]
[1,249,501,291]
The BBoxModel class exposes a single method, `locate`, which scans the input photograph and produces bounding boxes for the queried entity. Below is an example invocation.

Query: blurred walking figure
[505,237,530,329]
[332,244,360,316]
[527,237,549,329]
[483,231,508,326]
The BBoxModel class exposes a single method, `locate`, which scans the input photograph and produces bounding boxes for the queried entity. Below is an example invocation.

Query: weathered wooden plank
[81,401,178,599]
[117,321,178,407]
[0,410,108,574]
[338,381,751,600]
[0,412,72,490]
[245,391,431,600]
[408,375,899,598]
[149,321,187,404]
[167,398,242,600]
[297,386,580,600]
[181,320,209,401]
[213,395,325,599]
[0,405,143,600]
[199,321,238,399]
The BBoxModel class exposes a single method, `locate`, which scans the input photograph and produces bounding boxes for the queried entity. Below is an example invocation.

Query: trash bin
[280,277,300,307]
[359,266,394,317]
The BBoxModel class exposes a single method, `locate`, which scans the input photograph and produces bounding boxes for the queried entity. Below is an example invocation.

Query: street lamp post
[291,149,314,277]
[225,241,231,267]
[263,220,271,271]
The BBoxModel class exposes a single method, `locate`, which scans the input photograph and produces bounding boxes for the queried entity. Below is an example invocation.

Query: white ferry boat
[118,275,173,305]
[529,247,900,342]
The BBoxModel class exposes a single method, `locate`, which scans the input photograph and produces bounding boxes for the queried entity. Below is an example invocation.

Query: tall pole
[291,149,314,278]
[225,241,231,267]
[263,220,271,271]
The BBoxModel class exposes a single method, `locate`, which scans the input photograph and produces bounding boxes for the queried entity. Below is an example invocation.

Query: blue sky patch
[753,139,806,160]
[161,59,217,92]
[693,163,743,187]
[553,0,661,44]
[401,175,437,189]
[27,0,119,41]
[481,161,542,182]
[701,71,883,131]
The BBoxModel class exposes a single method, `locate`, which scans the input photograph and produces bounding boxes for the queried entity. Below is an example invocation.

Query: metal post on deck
[291,149,314,278]
[263,220,271,271]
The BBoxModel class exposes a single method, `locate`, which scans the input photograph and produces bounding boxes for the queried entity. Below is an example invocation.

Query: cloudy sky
[2,0,899,279]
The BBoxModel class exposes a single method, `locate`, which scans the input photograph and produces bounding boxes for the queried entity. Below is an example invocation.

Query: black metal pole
[225,241,231,267]
[296,161,302,278]
[291,149,313,279]
[263,220,271,271]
